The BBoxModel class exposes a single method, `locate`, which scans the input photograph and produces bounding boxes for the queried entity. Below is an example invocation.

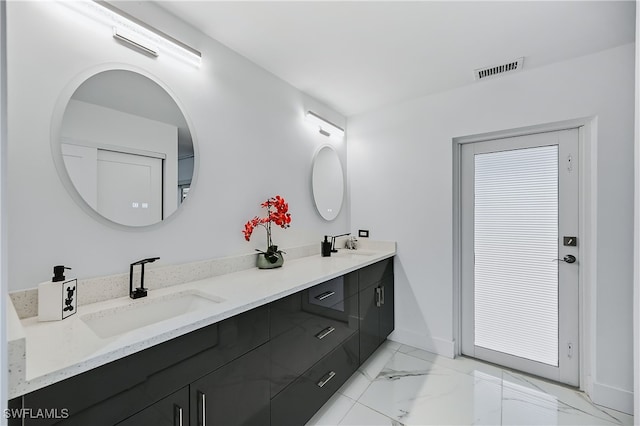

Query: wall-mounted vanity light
[306,111,345,140]
[64,0,202,66]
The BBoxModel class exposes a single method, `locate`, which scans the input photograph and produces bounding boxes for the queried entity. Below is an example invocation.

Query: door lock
[554,254,576,264]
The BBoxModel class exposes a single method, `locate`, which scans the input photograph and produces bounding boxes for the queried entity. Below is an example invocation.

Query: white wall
[349,44,635,413]
[0,0,7,422]
[6,1,348,291]
[634,1,639,419]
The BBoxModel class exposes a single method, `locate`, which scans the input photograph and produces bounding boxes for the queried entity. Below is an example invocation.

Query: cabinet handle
[198,391,207,426]
[315,326,336,340]
[375,287,382,307]
[317,371,336,388]
[315,291,335,301]
[174,405,183,426]
[380,286,385,306]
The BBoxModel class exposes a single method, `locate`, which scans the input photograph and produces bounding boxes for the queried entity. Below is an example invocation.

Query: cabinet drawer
[271,332,359,426]
[270,294,358,397]
[306,273,358,308]
[358,258,393,290]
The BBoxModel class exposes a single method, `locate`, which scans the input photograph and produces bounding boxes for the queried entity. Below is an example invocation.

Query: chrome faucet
[129,257,160,299]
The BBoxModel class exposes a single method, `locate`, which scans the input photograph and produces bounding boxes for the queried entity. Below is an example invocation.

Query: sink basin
[81,291,224,338]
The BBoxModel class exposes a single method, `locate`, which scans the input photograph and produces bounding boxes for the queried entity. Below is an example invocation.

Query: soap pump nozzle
[52,265,71,282]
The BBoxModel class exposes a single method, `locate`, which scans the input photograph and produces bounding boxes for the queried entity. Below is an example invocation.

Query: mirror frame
[51,64,199,230]
[311,144,345,221]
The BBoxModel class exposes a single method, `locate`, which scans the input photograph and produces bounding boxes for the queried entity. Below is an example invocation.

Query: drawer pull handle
[174,405,183,426]
[315,291,335,301]
[316,326,336,340]
[198,391,207,426]
[317,371,336,388]
[375,287,382,307]
[380,286,385,306]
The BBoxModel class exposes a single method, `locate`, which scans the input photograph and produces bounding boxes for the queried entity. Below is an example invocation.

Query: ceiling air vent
[474,57,524,81]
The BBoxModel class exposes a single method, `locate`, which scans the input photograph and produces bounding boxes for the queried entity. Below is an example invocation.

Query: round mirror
[312,145,344,221]
[57,70,195,227]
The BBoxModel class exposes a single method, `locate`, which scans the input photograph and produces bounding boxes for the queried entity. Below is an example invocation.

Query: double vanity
[7,242,395,425]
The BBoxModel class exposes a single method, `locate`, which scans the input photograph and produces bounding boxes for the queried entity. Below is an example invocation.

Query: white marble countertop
[7,241,395,398]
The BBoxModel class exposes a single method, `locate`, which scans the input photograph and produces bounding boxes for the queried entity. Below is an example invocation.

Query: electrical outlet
[358,229,369,238]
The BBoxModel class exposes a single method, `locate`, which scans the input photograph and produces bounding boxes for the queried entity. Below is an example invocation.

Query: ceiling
[157,1,636,117]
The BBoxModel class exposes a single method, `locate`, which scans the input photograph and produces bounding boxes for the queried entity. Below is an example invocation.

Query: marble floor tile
[311,343,634,426]
[384,339,402,352]
[339,402,403,426]
[337,342,398,401]
[502,371,632,426]
[358,351,503,425]
[306,393,356,426]
[398,344,504,383]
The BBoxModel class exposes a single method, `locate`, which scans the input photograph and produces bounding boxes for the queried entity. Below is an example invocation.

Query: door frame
[452,117,597,393]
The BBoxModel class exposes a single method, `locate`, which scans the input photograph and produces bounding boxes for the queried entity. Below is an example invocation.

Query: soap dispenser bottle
[38,265,77,322]
[321,236,332,257]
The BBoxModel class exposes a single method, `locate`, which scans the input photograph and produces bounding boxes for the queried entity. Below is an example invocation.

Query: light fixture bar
[306,111,345,139]
[64,0,202,66]
[96,1,201,62]
[113,27,158,57]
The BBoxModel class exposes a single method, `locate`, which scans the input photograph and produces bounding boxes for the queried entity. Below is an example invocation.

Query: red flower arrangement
[243,195,292,264]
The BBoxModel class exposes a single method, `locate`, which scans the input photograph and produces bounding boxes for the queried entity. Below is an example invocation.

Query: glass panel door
[461,129,580,386]
[474,145,559,366]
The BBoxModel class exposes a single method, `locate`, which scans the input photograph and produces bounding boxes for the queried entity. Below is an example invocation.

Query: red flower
[242,195,293,249]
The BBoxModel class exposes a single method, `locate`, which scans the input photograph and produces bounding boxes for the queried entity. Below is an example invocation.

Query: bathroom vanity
[7,246,394,426]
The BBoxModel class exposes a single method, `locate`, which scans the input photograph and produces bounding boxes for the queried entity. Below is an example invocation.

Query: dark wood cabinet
[117,387,189,426]
[358,258,395,362]
[10,257,394,426]
[191,343,270,426]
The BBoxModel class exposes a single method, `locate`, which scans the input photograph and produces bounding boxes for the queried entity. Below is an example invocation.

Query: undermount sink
[81,291,224,338]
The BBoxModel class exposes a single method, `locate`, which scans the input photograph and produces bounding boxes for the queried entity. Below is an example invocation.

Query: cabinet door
[379,278,395,341]
[117,387,188,426]
[359,284,380,363]
[191,343,270,426]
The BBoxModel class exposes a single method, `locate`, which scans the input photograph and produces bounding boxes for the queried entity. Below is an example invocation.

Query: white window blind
[474,145,559,366]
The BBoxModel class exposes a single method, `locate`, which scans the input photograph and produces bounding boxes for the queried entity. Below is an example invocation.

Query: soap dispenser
[38,265,77,322]
[321,236,332,257]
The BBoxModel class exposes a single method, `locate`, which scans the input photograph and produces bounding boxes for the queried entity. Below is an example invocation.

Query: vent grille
[474,57,524,80]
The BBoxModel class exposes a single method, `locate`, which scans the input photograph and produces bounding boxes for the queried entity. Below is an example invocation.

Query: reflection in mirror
[59,70,194,227]
[312,145,344,221]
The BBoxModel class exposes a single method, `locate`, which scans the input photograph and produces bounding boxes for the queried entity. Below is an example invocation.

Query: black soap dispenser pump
[321,236,332,257]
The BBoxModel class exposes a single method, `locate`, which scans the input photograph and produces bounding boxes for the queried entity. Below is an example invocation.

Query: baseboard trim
[591,381,634,415]
[388,328,455,358]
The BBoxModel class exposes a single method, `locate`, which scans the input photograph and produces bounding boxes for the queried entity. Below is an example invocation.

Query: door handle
[553,254,576,264]
[315,326,336,340]
[174,404,183,426]
[315,291,335,301]
[197,391,206,426]
[317,371,336,388]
